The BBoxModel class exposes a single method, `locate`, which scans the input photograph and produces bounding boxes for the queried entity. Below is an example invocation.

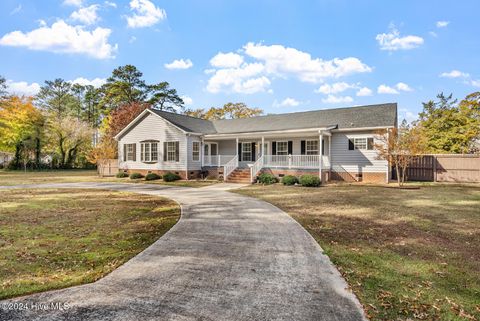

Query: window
[166,142,178,162]
[276,141,288,155]
[306,140,319,155]
[192,142,200,161]
[125,143,135,161]
[348,137,374,150]
[242,142,252,161]
[140,141,158,162]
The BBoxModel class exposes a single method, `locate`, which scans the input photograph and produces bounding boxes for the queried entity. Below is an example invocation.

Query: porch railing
[203,155,236,167]
[223,155,239,181]
[250,155,264,183]
[263,155,330,169]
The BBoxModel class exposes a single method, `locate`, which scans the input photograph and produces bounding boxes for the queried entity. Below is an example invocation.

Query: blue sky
[0,0,479,122]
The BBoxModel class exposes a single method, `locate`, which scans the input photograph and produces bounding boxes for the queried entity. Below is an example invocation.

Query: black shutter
[272,141,276,155]
[163,142,167,161]
[238,143,242,162]
[367,137,374,150]
[300,140,306,155]
[133,144,136,161]
[251,143,256,162]
[175,141,179,162]
[348,139,354,150]
[288,141,293,154]
[322,139,325,155]
[123,144,127,161]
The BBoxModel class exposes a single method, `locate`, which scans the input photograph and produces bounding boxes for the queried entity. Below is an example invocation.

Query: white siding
[330,131,387,173]
[187,135,202,170]
[118,112,188,171]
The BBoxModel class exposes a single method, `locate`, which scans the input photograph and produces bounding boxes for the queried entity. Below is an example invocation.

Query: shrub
[257,173,278,185]
[282,175,298,186]
[116,171,129,178]
[299,174,321,187]
[145,173,161,181]
[129,172,143,179]
[163,172,181,182]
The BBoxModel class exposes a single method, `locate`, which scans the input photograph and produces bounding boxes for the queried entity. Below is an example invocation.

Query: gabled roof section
[210,103,397,134]
[116,103,397,139]
[149,109,217,134]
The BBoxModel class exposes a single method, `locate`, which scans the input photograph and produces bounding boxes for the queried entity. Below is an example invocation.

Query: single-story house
[115,103,397,183]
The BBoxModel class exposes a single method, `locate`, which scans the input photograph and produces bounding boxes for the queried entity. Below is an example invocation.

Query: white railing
[223,155,239,181]
[203,155,236,167]
[264,154,330,169]
[250,155,264,182]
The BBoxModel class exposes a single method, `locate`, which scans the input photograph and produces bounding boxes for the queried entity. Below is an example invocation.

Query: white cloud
[356,87,373,96]
[104,1,117,8]
[70,77,106,88]
[129,36,137,43]
[315,82,355,94]
[206,63,270,94]
[0,20,117,59]
[377,83,413,94]
[63,0,83,7]
[276,97,300,107]
[440,70,470,78]
[399,108,417,123]
[321,95,353,104]
[10,4,22,15]
[376,24,424,51]
[243,42,371,83]
[70,5,100,25]
[429,31,438,38]
[377,84,399,94]
[395,82,413,92]
[181,95,193,105]
[164,58,193,70]
[436,21,450,28]
[471,79,480,87]
[6,80,41,96]
[210,52,244,68]
[126,0,166,28]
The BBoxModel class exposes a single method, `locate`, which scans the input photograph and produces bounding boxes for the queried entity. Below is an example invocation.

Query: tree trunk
[14,143,22,169]
[35,137,41,169]
[395,161,401,187]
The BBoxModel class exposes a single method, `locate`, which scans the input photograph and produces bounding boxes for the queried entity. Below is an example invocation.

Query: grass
[235,183,480,321]
[0,169,219,188]
[0,188,180,299]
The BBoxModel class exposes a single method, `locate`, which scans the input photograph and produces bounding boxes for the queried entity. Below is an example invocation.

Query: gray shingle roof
[150,103,397,134]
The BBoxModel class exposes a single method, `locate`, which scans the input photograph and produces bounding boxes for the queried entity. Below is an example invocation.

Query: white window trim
[126,144,135,161]
[166,141,177,162]
[354,137,367,150]
[242,142,252,161]
[305,140,319,155]
[192,141,200,161]
[276,141,288,155]
[140,141,158,163]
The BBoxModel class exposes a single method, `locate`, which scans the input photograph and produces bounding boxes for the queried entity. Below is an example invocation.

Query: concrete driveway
[0,182,366,321]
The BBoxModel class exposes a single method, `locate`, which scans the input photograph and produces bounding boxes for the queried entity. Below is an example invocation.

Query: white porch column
[236,137,239,166]
[261,136,265,157]
[319,132,324,182]
[328,135,332,169]
[201,137,204,167]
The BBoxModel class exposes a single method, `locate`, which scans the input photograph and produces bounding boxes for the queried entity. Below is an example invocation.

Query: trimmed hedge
[129,172,143,179]
[163,172,181,182]
[257,173,278,185]
[145,173,161,181]
[116,172,129,178]
[282,175,298,186]
[299,174,321,187]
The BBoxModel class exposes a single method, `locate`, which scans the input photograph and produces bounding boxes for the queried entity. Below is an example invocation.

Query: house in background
[0,151,13,168]
[115,103,397,183]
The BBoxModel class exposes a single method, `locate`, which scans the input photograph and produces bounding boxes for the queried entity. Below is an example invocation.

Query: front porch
[201,129,333,183]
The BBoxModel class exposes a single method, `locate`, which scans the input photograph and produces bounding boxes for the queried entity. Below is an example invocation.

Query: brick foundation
[121,169,201,180]
[330,171,387,184]
[260,168,330,182]
[202,166,225,180]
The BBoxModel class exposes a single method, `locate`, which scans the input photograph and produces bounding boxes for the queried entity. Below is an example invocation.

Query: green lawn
[235,183,480,321]
[0,169,219,188]
[0,188,180,299]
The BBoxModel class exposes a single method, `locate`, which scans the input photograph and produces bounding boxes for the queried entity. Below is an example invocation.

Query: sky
[0,0,479,122]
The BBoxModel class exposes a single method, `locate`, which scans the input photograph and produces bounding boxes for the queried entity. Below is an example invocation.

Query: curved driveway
[0,182,366,321]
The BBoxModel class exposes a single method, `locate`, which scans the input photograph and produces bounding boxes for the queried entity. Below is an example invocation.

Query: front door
[204,143,218,165]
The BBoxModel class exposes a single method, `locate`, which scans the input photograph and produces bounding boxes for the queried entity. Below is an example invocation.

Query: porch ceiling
[204,128,333,140]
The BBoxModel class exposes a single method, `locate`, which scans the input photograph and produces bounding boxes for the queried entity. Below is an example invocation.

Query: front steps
[226,168,251,183]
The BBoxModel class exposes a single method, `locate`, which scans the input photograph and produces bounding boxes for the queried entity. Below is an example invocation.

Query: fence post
[288,154,292,169]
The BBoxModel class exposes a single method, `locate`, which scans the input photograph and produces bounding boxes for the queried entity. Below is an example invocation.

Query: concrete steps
[226,168,251,183]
